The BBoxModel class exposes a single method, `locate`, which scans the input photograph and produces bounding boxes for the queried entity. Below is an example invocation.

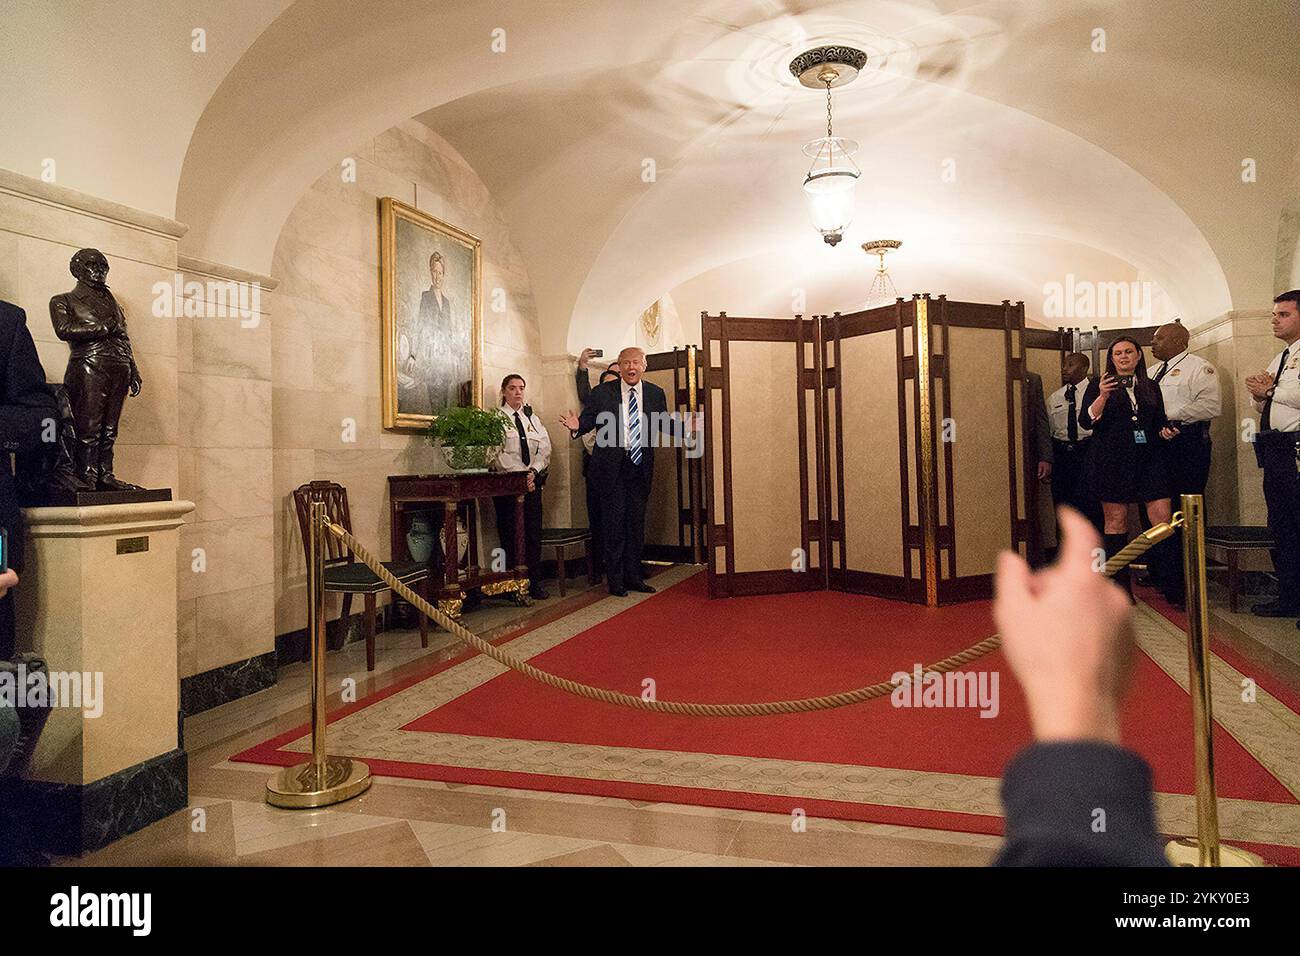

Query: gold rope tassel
[322,517,1181,718]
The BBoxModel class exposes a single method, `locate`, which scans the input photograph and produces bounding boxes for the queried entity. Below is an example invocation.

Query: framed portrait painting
[379,197,483,430]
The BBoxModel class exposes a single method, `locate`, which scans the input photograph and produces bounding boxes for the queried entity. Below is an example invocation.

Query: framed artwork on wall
[379,196,483,430]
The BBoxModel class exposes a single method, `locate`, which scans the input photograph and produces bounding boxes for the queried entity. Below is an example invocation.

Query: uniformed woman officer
[493,374,552,599]
[1078,336,1177,592]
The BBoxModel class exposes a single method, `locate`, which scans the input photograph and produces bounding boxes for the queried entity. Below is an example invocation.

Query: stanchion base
[266,756,372,809]
[1164,837,1269,867]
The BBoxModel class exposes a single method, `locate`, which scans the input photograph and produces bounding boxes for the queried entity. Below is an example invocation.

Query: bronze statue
[48,249,143,491]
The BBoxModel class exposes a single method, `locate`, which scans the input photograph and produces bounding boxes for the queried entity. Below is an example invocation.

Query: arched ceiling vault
[5,1,1298,353]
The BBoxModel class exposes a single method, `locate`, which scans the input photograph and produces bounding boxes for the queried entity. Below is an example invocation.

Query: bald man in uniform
[1148,322,1220,605]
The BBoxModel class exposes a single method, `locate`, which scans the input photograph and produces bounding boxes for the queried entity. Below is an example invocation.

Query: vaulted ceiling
[3,0,1297,350]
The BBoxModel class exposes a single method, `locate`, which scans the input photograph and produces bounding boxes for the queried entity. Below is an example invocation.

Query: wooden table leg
[441,501,462,616]
[514,492,529,603]
[364,592,377,672]
[1227,551,1240,614]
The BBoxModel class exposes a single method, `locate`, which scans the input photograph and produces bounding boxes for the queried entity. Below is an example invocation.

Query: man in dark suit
[560,347,689,597]
[1024,370,1054,565]
[1,301,60,658]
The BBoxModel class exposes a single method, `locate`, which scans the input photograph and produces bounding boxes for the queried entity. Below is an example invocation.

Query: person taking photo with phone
[1077,335,1177,596]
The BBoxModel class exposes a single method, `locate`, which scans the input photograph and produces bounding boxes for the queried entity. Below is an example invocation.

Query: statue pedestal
[12,498,194,854]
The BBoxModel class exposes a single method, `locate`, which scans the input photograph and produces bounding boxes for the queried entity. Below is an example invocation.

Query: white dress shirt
[1047,382,1093,442]
[621,380,645,450]
[1252,342,1300,433]
[1152,350,1220,424]
[495,404,552,473]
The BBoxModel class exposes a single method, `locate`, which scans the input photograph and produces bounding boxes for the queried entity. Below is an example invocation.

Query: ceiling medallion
[789,46,869,88]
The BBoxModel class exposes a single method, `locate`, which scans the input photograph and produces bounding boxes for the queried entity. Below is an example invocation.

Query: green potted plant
[427,405,507,473]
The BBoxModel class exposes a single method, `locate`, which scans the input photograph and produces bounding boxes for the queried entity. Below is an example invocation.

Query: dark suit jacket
[1026,371,1053,465]
[575,378,676,492]
[1,301,58,574]
[995,741,1168,866]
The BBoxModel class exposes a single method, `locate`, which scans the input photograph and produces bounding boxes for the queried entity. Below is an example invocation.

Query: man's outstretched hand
[558,410,579,431]
[994,508,1134,746]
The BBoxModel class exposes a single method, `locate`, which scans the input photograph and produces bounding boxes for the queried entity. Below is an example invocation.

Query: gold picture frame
[379,197,484,430]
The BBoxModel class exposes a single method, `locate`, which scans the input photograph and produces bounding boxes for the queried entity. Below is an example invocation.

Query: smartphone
[1115,375,1135,388]
[0,527,7,574]
[589,348,604,358]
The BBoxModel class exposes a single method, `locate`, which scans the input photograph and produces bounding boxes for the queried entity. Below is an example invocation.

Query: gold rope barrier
[316,517,1181,719]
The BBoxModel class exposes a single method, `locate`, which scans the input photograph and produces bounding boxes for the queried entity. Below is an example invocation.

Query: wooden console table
[388,472,531,618]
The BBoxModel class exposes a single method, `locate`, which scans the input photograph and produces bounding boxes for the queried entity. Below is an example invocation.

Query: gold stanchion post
[267,501,372,808]
[1164,494,1265,866]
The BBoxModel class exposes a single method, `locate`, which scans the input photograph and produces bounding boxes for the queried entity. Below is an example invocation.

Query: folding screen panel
[702,314,826,597]
[930,298,1028,601]
[824,304,915,600]
[640,346,705,564]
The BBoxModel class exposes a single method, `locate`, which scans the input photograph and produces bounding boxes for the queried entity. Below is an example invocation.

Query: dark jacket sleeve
[576,381,607,437]
[995,741,1168,867]
[1029,374,1053,464]
[1077,378,1102,431]
[1146,381,1168,433]
[0,304,58,453]
[575,366,591,406]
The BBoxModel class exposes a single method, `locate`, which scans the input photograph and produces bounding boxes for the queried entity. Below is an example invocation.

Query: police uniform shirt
[496,404,552,472]
[1047,383,1093,442]
[1253,344,1300,433]
[1152,351,1220,424]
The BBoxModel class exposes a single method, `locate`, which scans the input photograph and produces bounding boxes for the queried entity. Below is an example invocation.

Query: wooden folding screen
[703,295,1033,606]
[640,346,705,564]
[701,314,826,597]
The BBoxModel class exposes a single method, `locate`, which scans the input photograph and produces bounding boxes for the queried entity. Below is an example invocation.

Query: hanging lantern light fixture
[789,46,867,246]
[862,239,903,305]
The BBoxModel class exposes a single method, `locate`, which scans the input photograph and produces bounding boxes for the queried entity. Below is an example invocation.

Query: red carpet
[235,572,1299,864]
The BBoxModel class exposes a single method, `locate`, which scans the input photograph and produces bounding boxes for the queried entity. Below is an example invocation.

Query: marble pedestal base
[12,499,194,854]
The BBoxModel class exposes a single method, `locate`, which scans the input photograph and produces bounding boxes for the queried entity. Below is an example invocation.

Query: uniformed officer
[1246,291,1300,621]
[493,374,552,600]
[1046,352,1102,533]
[1148,322,1221,604]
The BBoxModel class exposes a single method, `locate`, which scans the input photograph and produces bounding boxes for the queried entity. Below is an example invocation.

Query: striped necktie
[627,386,642,465]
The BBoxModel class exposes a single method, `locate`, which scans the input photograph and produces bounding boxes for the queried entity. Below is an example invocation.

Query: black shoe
[1252,600,1300,618]
[608,587,628,597]
[628,582,656,594]
[529,584,549,600]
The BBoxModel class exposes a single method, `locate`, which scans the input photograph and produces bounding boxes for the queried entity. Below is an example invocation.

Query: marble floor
[55,570,1298,868]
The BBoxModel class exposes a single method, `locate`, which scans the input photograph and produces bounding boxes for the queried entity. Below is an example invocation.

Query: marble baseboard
[7,748,188,857]
[180,651,278,717]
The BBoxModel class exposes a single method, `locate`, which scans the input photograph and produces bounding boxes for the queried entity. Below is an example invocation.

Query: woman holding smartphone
[1078,336,1178,593]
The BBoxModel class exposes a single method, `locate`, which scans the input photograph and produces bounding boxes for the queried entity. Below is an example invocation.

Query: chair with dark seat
[1204,525,1274,613]
[539,527,593,597]
[292,481,429,671]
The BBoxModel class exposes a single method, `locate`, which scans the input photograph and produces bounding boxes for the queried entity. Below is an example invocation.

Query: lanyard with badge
[1126,387,1147,444]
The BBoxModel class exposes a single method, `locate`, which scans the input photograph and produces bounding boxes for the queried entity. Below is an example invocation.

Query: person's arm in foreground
[993,508,1168,866]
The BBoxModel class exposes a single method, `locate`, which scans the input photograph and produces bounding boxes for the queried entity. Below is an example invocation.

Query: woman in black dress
[1078,336,1178,591]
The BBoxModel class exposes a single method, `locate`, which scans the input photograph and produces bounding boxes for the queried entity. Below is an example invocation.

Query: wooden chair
[540,527,594,597]
[292,481,429,671]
